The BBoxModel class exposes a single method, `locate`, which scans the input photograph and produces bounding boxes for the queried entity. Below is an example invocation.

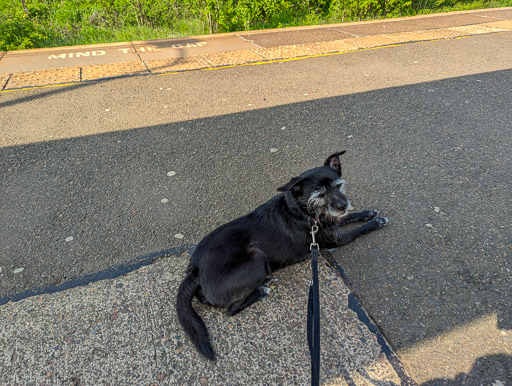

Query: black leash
[307,222,320,386]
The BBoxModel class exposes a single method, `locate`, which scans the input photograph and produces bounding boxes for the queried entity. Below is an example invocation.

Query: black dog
[176,151,388,360]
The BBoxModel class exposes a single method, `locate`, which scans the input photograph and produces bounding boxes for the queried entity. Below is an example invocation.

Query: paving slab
[399,314,511,383]
[81,61,149,81]
[302,39,360,54]
[345,35,399,48]
[238,27,352,48]
[0,43,138,74]
[410,28,466,39]
[145,56,211,74]
[331,13,492,37]
[482,19,512,29]
[331,19,431,36]
[472,8,512,19]
[450,23,510,34]
[0,251,407,385]
[254,44,317,60]
[5,67,80,89]
[409,13,495,28]
[200,49,267,67]
[133,35,254,61]
[0,73,10,89]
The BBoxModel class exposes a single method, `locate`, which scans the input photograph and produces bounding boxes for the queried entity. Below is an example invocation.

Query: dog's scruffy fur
[176,151,388,360]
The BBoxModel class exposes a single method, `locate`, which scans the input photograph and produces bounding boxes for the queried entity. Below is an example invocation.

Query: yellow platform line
[0,81,79,93]
[156,38,466,76]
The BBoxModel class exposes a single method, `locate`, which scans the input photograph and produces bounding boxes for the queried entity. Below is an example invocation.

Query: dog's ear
[324,151,346,175]
[277,177,303,194]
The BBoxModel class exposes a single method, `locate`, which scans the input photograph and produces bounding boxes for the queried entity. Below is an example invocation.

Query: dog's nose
[335,201,348,211]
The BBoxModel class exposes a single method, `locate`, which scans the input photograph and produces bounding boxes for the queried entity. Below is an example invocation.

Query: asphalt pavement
[1,9,511,385]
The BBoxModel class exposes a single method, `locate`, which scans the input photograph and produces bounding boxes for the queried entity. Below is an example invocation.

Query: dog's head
[277,151,351,222]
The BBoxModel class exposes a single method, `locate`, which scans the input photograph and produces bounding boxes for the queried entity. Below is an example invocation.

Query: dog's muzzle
[329,202,352,219]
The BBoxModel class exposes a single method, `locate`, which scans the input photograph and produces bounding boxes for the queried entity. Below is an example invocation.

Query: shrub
[0,9,47,50]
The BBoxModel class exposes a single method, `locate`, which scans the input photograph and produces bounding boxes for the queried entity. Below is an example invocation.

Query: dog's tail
[176,271,215,360]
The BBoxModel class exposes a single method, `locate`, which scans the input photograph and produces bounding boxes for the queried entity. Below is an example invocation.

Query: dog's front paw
[361,210,380,221]
[370,216,388,229]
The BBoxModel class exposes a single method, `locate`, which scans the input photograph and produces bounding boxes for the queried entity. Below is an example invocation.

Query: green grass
[47,21,206,47]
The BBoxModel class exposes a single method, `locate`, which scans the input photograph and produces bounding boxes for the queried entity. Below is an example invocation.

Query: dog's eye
[317,193,325,198]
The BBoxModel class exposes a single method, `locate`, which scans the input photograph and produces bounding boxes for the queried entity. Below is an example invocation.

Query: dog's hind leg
[226,285,271,316]
[196,290,213,305]
[227,277,277,316]
[221,246,271,316]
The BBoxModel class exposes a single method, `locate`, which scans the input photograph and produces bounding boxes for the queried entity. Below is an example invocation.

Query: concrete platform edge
[0,8,511,91]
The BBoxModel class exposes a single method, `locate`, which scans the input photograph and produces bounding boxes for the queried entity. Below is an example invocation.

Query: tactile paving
[449,24,508,35]
[302,39,359,54]
[201,49,266,67]
[481,20,512,30]
[345,35,398,48]
[253,44,315,60]
[413,28,466,39]
[384,31,435,43]
[145,56,210,74]
[81,61,149,81]
[5,67,80,89]
[0,73,10,89]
